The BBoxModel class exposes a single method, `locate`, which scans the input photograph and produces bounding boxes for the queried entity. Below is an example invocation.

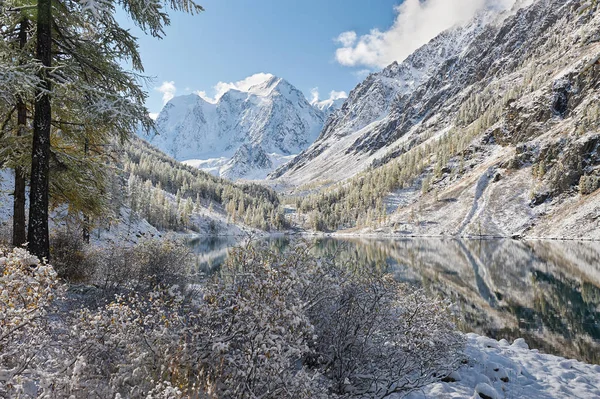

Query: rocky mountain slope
[147,75,331,180]
[311,96,346,117]
[281,0,600,239]
[270,1,538,183]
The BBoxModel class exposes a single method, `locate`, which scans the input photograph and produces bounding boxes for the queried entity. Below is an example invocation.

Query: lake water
[186,236,600,364]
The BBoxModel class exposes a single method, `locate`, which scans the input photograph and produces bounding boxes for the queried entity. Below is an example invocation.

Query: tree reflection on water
[186,236,600,364]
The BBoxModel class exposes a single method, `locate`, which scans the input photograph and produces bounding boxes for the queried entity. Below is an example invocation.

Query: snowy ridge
[311,97,346,117]
[270,0,600,238]
[148,75,337,180]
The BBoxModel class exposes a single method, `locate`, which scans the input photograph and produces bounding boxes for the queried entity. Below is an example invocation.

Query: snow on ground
[384,185,421,214]
[235,152,298,181]
[273,120,386,186]
[183,156,231,176]
[90,202,259,248]
[188,204,260,237]
[90,207,162,246]
[406,334,600,399]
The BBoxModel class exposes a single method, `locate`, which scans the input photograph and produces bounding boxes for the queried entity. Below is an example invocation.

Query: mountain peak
[312,97,346,115]
[246,75,301,99]
[164,93,204,108]
[146,74,327,180]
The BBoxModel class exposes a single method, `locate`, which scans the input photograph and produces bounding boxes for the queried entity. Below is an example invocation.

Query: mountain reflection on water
[186,236,600,364]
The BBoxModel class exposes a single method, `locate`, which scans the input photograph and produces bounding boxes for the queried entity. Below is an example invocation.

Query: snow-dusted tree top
[78,0,111,19]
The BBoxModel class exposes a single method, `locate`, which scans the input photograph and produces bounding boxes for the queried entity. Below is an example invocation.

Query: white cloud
[149,112,159,120]
[197,73,275,103]
[155,81,177,104]
[310,87,320,104]
[195,90,210,101]
[335,0,516,68]
[329,90,348,101]
[336,31,357,47]
[310,87,348,107]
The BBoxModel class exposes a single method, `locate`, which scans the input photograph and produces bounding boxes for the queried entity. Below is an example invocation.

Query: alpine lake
[186,236,600,365]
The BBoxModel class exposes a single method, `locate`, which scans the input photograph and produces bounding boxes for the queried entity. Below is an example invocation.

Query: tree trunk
[82,138,90,244]
[12,18,29,248]
[28,0,52,260]
[13,109,27,247]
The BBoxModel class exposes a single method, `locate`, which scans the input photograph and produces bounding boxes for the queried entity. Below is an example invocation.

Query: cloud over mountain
[195,73,275,103]
[335,0,516,68]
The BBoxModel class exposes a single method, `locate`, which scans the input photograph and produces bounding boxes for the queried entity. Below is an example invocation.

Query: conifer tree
[28,0,52,259]
[24,0,203,259]
[12,16,29,247]
[0,6,34,247]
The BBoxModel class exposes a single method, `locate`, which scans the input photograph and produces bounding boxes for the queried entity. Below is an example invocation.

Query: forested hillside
[119,137,288,232]
[1,136,288,241]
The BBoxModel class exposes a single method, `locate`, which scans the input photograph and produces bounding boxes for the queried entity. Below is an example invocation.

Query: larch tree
[28,0,52,260]
[0,2,38,247]
[12,16,29,247]
[25,0,203,259]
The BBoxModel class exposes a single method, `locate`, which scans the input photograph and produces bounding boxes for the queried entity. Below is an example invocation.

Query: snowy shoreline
[268,230,600,242]
[407,334,600,399]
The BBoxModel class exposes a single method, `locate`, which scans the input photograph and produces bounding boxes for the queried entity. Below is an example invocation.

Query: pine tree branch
[0,105,16,134]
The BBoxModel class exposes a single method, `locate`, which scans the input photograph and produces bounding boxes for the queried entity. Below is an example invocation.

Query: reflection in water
[186,236,237,274]
[186,236,600,364]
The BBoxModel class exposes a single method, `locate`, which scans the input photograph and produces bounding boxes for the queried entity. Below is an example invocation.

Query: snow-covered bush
[201,242,464,398]
[0,246,60,397]
[0,243,464,398]
[90,238,193,294]
[178,243,331,398]
[50,228,91,282]
[0,245,187,398]
[306,272,465,398]
[44,289,186,398]
[129,238,194,290]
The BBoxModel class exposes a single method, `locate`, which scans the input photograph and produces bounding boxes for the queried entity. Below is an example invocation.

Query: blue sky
[118,0,398,114]
[117,0,504,115]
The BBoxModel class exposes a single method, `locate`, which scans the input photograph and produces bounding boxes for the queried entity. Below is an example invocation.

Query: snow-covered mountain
[270,7,506,184]
[311,97,346,117]
[273,0,600,238]
[147,74,337,180]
